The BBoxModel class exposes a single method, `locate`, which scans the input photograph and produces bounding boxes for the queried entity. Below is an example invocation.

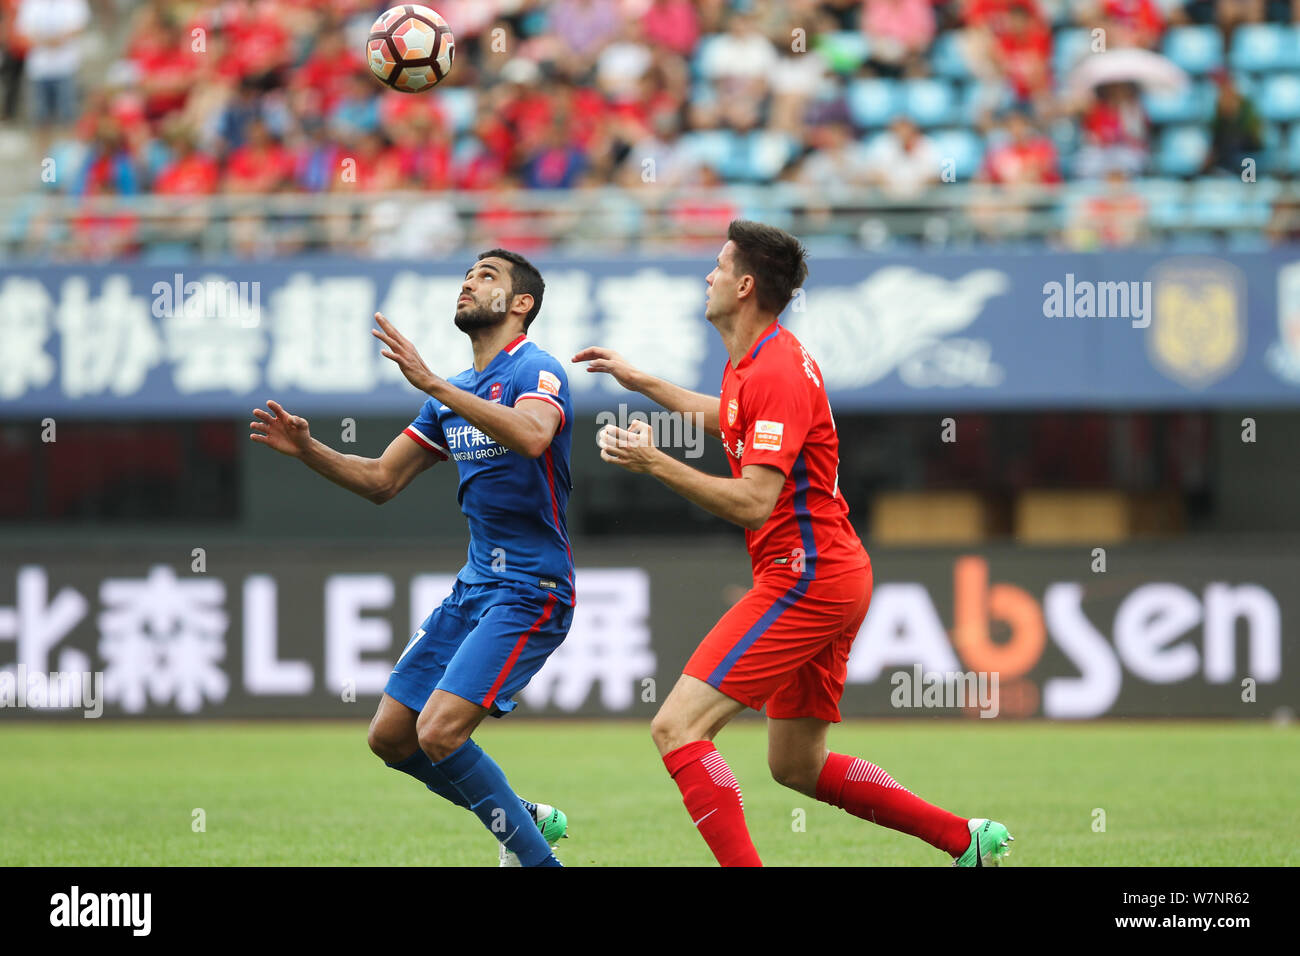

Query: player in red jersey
[574,220,1012,867]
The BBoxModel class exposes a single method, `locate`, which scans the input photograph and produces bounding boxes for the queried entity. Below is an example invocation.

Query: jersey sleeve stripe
[515,392,566,429]
[402,426,449,459]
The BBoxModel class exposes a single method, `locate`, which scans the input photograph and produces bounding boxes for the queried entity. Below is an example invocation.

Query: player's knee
[367,717,411,764]
[650,708,691,755]
[768,758,817,796]
[416,717,468,763]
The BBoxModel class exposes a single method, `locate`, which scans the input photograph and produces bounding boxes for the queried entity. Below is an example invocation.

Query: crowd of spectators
[1,0,1298,257]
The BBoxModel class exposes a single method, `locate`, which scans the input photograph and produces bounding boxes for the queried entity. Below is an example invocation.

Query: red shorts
[683,566,873,723]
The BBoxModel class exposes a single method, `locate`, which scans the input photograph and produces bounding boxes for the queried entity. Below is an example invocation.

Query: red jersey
[718,321,869,583]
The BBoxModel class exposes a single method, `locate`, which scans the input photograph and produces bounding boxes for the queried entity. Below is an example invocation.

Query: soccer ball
[366,5,455,94]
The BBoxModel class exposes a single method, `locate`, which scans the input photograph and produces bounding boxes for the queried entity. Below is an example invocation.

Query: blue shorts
[384,578,572,716]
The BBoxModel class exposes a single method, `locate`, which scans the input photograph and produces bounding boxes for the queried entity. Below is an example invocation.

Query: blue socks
[388,743,559,867]
[387,750,470,809]
[436,739,558,867]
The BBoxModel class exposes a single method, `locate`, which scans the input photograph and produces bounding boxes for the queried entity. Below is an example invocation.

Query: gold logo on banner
[1147,258,1245,389]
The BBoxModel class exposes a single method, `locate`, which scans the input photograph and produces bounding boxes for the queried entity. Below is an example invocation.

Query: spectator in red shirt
[292,26,358,115]
[1075,81,1149,178]
[223,117,293,192]
[152,121,220,246]
[214,0,292,88]
[1079,0,1165,50]
[964,0,1052,105]
[981,107,1061,184]
[333,130,404,192]
[154,123,220,195]
[971,107,1060,239]
[130,19,197,124]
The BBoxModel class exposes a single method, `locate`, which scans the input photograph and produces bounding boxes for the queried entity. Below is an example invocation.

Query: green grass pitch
[2,719,1295,866]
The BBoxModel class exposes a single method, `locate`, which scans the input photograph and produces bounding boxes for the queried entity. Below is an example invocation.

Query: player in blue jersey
[249,250,574,867]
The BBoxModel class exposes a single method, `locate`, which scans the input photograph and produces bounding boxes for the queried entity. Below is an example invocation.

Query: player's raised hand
[373,312,437,393]
[597,420,659,473]
[571,346,645,392]
[250,399,312,457]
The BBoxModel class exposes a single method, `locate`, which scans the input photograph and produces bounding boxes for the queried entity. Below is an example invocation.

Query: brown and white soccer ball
[366,5,455,94]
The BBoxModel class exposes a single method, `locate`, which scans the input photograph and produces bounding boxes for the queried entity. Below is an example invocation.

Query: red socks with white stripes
[662,740,763,867]
[663,744,969,865]
[815,751,971,857]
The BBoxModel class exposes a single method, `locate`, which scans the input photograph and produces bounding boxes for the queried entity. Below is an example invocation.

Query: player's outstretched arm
[373,312,561,460]
[572,346,721,440]
[597,422,782,530]
[250,399,436,504]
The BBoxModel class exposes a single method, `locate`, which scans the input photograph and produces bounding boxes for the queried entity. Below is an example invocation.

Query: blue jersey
[403,333,575,605]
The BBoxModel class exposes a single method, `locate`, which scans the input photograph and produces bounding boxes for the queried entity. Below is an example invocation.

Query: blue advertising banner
[2,249,1299,415]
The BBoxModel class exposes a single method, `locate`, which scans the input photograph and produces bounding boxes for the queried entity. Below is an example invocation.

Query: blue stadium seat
[741,131,798,182]
[927,128,984,181]
[930,31,971,80]
[1143,81,1216,125]
[901,79,956,127]
[1229,24,1300,73]
[1155,125,1210,176]
[437,88,476,134]
[680,129,735,172]
[1257,74,1300,121]
[847,78,900,128]
[1161,26,1223,75]
[1053,28,1094,77]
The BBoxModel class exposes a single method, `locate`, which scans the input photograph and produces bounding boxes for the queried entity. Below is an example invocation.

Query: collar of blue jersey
[473,333,529,378]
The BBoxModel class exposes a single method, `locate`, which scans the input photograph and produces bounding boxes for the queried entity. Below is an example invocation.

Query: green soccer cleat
[498,802,568,867]
[952,818,1014,867]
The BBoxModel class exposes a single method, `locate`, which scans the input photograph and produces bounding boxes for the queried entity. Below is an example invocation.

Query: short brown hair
[726,220,808,315]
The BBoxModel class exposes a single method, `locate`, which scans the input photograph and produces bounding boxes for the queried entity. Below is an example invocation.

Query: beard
[454,301,507,333]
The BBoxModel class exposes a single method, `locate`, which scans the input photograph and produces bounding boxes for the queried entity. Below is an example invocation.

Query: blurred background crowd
[2,0,1299,258]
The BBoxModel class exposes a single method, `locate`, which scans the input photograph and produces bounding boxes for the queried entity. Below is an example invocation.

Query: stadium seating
[901,79,957,128]
[1142,81,1216,125]
[929,31,972,81]
[847,78,900,128]
[1162,26,1224,75]
[928,128,984,182]
[1052,28,1094,78]
[1155,125,1211,177]
[11,0,1298,258]
[1228,24,1300,73]
[1256,74,1300,122]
